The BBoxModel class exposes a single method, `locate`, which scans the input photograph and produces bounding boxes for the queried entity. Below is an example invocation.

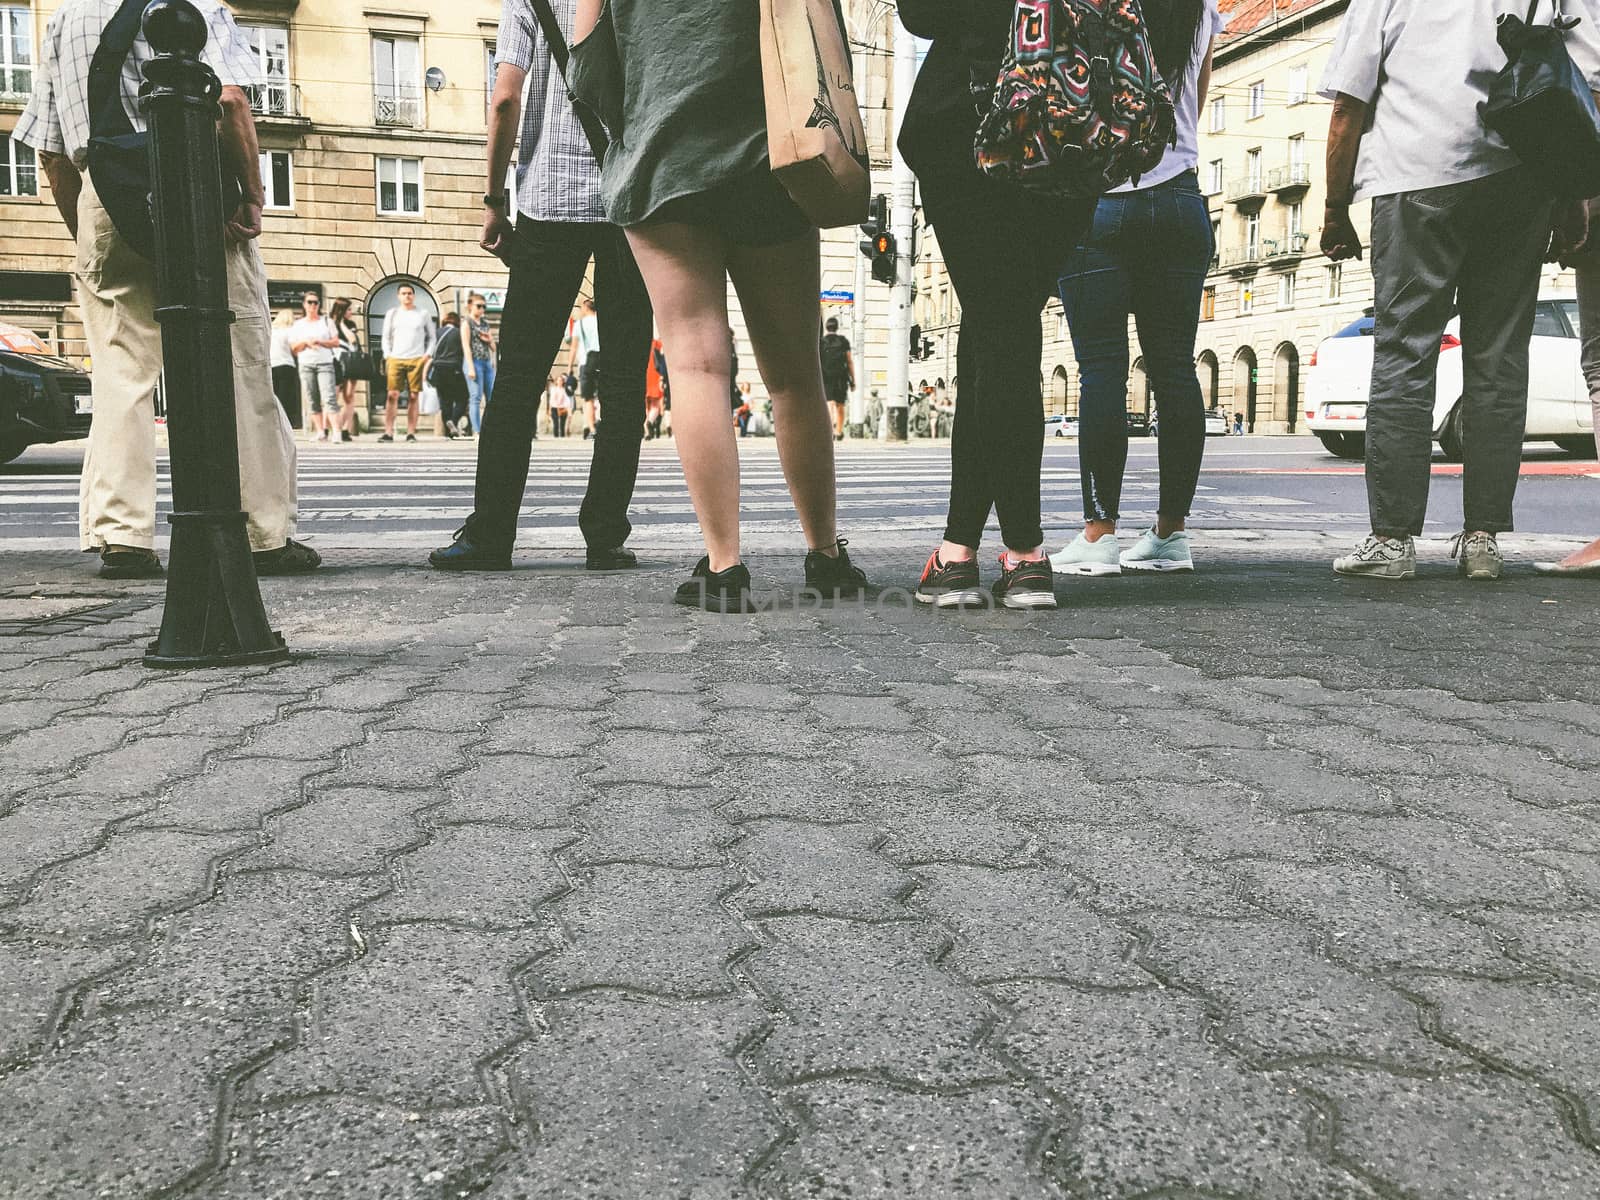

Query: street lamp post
[141,0,288,669]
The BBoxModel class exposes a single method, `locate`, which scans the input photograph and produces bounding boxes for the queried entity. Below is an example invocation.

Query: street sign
[821,288,854,303]
[460,286,509,313]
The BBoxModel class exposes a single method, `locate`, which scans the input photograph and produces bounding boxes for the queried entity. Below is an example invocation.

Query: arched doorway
[1130,357,1151,417]
[1233,346,1258,433]
[1274,342,1300,432]
[366,276,439,415]
[1197,351,1220,412]
[1050,366,1069,418]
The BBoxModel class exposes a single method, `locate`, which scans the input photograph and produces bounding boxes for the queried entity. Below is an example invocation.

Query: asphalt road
[3,434,1597,558]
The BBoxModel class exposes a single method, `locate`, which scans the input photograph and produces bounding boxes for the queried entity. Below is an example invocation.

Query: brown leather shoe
[98,545,163,579]
[253,538,323,576]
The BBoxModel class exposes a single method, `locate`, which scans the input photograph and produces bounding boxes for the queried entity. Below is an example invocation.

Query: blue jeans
[467,358,496,434]
[1059,171,1214,523]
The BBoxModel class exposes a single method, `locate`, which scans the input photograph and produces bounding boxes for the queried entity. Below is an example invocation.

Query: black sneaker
[803,538,868,598]
[914,549,982,608]
[674,557,754,613]
[586,545,639,571]
[992,554,1057,610]
[429,525,512,571]
[405,433,418,443]
[377,433,394,443]
[99,545,164,580]
[254,537,323,576]
[341,430,353,442]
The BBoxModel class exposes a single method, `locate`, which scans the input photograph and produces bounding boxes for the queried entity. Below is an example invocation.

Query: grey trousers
[1366,166,1552,537]
[1576,261,1600,440]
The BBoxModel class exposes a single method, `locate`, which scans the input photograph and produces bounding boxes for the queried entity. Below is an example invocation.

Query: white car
[1304,295,1596,460]
[1204,409,1228,437]
[1045,414,1079,438]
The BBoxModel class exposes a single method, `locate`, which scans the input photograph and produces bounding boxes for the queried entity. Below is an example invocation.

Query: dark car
[0,332,93,464]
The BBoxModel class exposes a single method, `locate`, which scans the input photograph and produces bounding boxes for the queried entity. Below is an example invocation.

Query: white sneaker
[1452,531,1503,581]
[1333,534,1416,579]
[1121,528,1194,572]
[1050,532,1122,576]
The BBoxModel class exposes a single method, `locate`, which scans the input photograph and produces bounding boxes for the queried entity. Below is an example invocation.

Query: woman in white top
[269,310,299,427]
[1050,0,1225,578]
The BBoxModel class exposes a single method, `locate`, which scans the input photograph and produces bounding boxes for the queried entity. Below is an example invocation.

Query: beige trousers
[75,176,297,553]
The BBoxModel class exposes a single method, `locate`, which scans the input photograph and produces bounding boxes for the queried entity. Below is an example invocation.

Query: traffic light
[921,336,935,360]
[858,193,896,284]
[909,324,922,360]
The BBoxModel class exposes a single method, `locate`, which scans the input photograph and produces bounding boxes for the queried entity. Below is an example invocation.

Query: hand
[1321,206,1363,262]
[1552,199,1592,264]
[466,365,476,381]
[481,208,515,257]
[226,199,263,243]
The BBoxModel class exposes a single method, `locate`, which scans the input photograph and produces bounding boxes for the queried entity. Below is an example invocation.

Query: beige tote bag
[760,0,872,228]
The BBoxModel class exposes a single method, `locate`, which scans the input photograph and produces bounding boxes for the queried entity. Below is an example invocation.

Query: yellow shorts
[386,357,426,395]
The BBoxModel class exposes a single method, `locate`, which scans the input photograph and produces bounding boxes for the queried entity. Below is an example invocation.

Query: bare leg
[626,221,742,570]
[384,390,399,436]
[406,394,420,435]
[728,230,839,555]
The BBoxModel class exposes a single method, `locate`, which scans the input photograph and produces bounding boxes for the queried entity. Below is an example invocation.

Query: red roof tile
[1218,0,1330,44]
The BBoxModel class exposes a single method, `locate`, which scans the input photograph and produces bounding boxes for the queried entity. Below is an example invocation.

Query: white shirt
[289,316,336,367]
[573,312,600,357]
[1566,0,1600,87]
[270,326,295,369]
[548,384,571,411]
[1113,0,1228,193]
[14,0,262,168]
[1320,0,1529,202]
[383,306,434,360]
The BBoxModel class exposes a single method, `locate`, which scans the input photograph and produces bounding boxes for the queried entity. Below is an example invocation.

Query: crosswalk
[0,437,1356,553]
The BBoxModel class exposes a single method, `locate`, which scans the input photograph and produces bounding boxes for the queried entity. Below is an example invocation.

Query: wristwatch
[484,192,510,209]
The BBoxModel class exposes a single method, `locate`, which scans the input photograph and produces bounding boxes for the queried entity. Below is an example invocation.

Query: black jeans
[467,218,652,552]
[1059,171,1214,523]
[923,171,1094,551]
[433,367,469,429]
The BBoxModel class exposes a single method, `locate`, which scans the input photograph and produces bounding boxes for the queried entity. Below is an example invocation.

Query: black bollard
[141,0,287,669]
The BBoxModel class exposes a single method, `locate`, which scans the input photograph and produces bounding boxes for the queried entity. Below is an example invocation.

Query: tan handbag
[759,0,871,228]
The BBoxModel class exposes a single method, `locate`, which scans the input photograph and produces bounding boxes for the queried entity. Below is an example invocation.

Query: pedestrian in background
[291,292,341,442]
[270,310,300,426]
[1325,0,1555,581]
[900,0,1095,610]
[15,0,316,578]
[381,283,432,443]
[571,0,869,611]
[820,316,854,441]
[646,335,666,438]
[547,375,572,437]
[1051,0,1222,578]
[465,292,496,435]
[569,297,602,440]
[330,296,362,442]
[429,312,470,438]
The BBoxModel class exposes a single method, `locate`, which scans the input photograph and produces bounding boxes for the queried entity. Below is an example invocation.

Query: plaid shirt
[495,0,604,224]
[15,0,262,168]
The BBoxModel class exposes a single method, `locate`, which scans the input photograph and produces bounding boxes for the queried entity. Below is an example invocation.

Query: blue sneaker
[1049,532,1121,577]
[1121,528,1195,573]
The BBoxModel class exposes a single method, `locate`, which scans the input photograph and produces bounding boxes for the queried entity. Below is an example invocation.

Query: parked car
[1304,296,1596,461]
[1045,414,1078,438]
[1126,410,1151,437]
[1204,408,1229,437]
[0,325,93,465]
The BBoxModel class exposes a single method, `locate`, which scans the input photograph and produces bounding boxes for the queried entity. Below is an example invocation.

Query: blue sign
[820,289,854,303]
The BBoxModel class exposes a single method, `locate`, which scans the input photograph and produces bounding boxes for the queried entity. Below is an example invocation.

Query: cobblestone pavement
[3,539,1600,1199]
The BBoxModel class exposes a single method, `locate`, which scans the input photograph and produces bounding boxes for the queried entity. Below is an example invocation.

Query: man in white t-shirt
[1323,0,1559,582]
[380,285,434,442]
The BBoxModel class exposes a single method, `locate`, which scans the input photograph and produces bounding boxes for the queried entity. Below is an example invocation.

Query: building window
[1279,273,1296,309]
[484,43,496,121]
[0,5,31,98]
[0,136,36,196]
[376,155,423,215]
[1206,158,1224,195]
[1240,283,1254,316]
[1288,133,1306,170]
[1248,81,1266,119]
[1327,263,1344,301]
[1287,64,1310,106]
[1210,96,1226,132]
[372,35,422,127]
[259,150,293,210]
[1245,212,1261,257]
[1246,148,1263,191]
[1201,286,1216,322]
[1288,201,1304,240]
[240,24,291,116]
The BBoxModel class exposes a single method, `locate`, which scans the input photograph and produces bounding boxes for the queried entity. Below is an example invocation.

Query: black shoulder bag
[1482,0,1600,201]
[87,0,241,260]
[529,0,617,160]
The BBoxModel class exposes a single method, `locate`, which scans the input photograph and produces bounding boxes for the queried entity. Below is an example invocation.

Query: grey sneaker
[1050,532,1121,576]
[1334,534,1416,579]
[1452,531,1503,581]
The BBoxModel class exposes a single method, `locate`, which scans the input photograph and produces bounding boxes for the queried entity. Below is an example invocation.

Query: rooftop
[1217,0,1337,45]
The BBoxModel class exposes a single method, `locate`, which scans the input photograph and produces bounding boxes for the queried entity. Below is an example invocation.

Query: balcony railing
[1221,244,1262,270]
[1226,175,1268,205]
[374,86,423,128]
[1267,164,1312,194]
[1263,232,1311,261]
[247,82,304,121]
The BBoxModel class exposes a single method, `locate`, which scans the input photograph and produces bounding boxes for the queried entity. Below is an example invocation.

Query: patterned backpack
[974,0,1178,197]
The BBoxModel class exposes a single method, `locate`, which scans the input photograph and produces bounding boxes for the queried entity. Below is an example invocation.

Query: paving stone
[378,691,507,733]
[1392,781,1600,854]
[1070,728,1218,784]
[589,730,717,786]
[478,706,606,757]
[131,757,327,832]
[1438,744,1599,809]
[1038,826,1260,916]
[0,940,134,1063]
[1130,781,1328,862]
[611,669,698,694]
[4,830,254,942]
[0,715,129,778]
[489,993,779,1198]
[747,916,1005,1088]
[772,1082,1051,1199]
[714,758,869,823]
[806,693,914,732]
[151,690,291,737]
[531,863,752,998]
[1197,747,1393,814]
[200,1098,506,1200]
[441,755,591,828]
[602,690,707,734]
[573,786,738,867]
[1487,909,1600,978]
[313,677,416,713]
[1138,914,1468,1070]
[732,821,910,920]
[1271,724,1446,776]
[724,709,841,759]
[1294,1065,1600,1200]
[512,675,615,710]
[1136,707,1278,750]
[876,808,1037,868]
[914,864,1149,986]
[710,682,806,711]
[254,923,546,1108]
[323,735,470,791]
[995,983,1379,1199]
[0,795,158,895]
[366,825,576,928]
[243,788,426,876]
[0,1008,285,1198]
